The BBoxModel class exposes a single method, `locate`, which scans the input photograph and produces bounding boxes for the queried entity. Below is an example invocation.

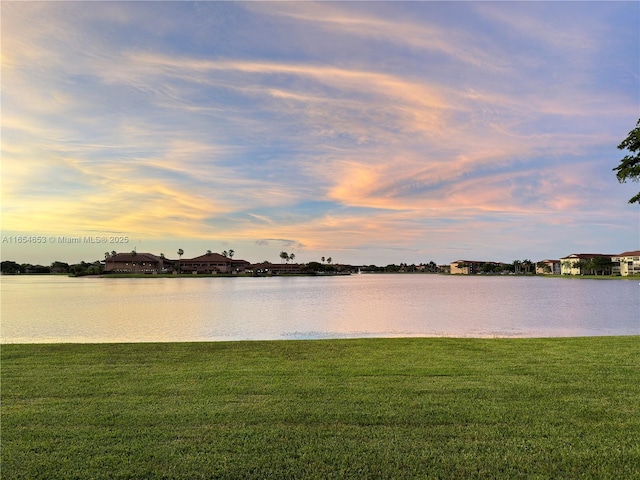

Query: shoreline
[3,334,639,346]
[3,272,639,280]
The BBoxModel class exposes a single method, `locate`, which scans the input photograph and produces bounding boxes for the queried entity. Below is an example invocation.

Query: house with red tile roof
[104,252,169,274]
[179,252,250,274]
[104,251,250,274]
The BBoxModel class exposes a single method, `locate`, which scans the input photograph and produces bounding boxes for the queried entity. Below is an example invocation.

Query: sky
[1,1,639,267]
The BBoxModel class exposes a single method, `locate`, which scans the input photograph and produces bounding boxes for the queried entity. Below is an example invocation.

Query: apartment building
[612,250,640,276]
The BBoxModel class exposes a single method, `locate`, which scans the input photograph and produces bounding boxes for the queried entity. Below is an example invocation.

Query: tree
[1,260,24,274]
[130,250,137,273]
[575,260,589,275]
[51,261,70,274]
[206,250,212,255]
[227,250,235,273]
[280,251,289,264]
[481,263,496,274]
[613,118,640,203]
[591,256,614,276]
[222,250,228,258]
[305,261,323,273]
[513,260,522,274]
[537,261,551,274]
[561,260,574,275]
[289,253,295,263]
[177,249,184,274]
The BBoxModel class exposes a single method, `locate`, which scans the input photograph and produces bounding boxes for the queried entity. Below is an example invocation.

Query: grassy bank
[2,337,639,479]
[543,274,640,280]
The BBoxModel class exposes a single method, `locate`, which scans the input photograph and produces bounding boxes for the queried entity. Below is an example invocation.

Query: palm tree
[280,251,289,264]
[321,256,325,264]
[177,249,184,274]
[226,249,235,273]
[111,250,117,257]
[104,252,110,259]
[130,250,138,273]
[327,257,332,265]
[513,260,522,274]
[206,250,212,255]
[289,253,295,263]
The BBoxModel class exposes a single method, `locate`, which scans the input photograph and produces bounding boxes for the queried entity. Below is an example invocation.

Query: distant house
[536,260,560,275]
[104,253,169,274]
[612,250,640,276]
[179,253,250,274]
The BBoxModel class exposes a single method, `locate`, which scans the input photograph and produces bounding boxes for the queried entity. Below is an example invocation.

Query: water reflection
[1,275,638,343]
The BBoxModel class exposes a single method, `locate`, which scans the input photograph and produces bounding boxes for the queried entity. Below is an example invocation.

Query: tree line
[0,260,102,275]
[0,256,618,276]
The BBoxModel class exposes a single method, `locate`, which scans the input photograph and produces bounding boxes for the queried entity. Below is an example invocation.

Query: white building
[612,250,640,276]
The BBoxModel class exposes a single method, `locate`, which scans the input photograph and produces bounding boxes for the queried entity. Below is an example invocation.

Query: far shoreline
[2,272,639,280]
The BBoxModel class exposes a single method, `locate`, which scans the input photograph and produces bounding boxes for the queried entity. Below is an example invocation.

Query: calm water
[1,275,638,343]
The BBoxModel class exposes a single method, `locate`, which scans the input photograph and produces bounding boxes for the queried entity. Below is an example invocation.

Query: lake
[1,274,638,343]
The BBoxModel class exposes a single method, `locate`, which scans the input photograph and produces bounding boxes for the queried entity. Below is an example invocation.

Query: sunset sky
[2,1,638,266]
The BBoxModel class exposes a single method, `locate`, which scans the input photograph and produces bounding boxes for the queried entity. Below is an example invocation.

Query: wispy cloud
[1,1,637,264]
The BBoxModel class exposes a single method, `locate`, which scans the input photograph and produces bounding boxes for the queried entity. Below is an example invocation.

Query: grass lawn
[2,337,639,479]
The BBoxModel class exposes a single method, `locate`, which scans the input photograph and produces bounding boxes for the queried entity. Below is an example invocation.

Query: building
[612,250,640,276]
[536,259,561,275]
[104,251,251,274]
[104,252,169,274]
[449,260,507,275]
[247,262,303,275]
[560,253,616,276]
[178,253,250,274]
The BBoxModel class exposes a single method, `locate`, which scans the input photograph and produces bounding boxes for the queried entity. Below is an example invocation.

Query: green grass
[2,337,639,479]
[544,275,640,280]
